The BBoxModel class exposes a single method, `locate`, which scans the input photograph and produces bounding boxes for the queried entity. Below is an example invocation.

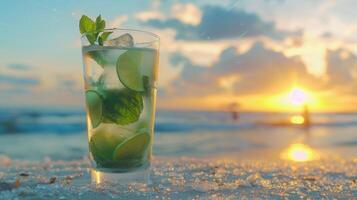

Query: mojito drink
[80,15,159,175]
[81,28,159,173]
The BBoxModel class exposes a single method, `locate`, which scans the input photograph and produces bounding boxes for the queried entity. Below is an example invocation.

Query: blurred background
[0,0,356,162]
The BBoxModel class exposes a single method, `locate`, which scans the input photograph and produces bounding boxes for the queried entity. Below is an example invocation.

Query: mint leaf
[101,89,143,125]
[86,34,97,45]
[79,15,95,34]
[98,37,103,46]
[98,32,112,45]
[80,15,97,45]
[100,32,112,41]
[95,15,105,31]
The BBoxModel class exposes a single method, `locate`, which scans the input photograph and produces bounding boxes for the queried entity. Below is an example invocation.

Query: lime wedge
[90,129,126,164]
[112,130,150,162]
[85,90,103,128]
[116,49,145,92]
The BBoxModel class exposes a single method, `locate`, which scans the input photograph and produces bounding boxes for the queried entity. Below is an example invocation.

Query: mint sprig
[79,15,112,45]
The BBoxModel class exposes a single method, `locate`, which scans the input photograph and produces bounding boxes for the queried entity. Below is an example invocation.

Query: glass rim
[81,28,160,43]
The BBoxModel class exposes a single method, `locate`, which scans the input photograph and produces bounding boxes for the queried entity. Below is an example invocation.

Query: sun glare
[281,143,319,162]
[289,88,309,106]
[264,87,321,112]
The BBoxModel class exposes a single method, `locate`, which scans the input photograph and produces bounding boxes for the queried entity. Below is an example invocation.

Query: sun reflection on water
[290,115,305,125]
[281,143,319,162]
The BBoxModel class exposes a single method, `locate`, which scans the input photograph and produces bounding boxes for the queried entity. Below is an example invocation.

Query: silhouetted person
[228,102,240,121]
[232,111,239,121]
[302,104,311,127]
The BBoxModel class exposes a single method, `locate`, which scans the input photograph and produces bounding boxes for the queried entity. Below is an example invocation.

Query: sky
[0,0,357,112]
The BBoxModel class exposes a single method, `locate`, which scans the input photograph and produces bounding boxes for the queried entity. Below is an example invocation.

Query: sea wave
[1,110,357,134]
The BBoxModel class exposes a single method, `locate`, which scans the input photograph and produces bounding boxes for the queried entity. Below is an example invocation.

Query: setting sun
[263,87,321,112]
[289,88,309,106]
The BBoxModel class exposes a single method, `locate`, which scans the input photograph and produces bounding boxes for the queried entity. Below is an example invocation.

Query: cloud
[167,42,318,97]
[108,15,128,28]
[135,11,165,22]
[325,48,357,93]
[136,3,202,25]
[0,74,40,86]
[7,63,32,71]
[163,42,357,112]
[145,5,301,40]
[171,3,202,25]
[0,70,84,108]
[145,18,196,39]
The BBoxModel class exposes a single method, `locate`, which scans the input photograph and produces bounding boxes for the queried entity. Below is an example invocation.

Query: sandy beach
[0,156,356,199]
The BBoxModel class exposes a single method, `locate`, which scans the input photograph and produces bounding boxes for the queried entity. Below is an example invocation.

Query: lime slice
[112,130,150,162]
[90,140,111,167]
[90,129,126,164]
[85,90,103,128]
[116,49,145,92]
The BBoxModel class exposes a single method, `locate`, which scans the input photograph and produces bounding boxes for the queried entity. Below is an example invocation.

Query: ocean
[0,109,356,160]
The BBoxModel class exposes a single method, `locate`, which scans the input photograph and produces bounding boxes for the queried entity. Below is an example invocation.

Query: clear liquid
[82,46,158,172]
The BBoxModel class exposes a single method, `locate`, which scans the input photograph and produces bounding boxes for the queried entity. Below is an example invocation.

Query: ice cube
[104,33,134,47]
[101,64,123,90]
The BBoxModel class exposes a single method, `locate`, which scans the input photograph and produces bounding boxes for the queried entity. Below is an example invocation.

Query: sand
[0,156,356,199]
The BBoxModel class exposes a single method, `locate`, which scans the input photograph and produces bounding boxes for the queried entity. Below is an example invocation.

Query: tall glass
[81,29,159,183]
